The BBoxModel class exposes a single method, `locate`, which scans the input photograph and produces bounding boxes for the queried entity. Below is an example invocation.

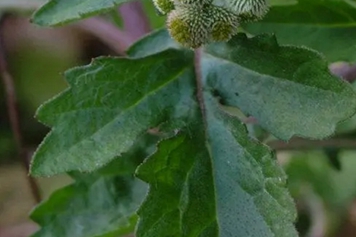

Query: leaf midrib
[204,53,342,94]
[204,107,289,237]
[42,65,191,168]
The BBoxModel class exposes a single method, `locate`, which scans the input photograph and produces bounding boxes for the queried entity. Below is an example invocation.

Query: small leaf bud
[210,6,239,42]
[228,0,269,21]
[167,5,211,48]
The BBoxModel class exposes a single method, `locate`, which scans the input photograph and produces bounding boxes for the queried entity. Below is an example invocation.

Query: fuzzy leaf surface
[204,34,356,140]
[30,133,160,237]
[31,176,146,237]
[30,29,356,237]
[30,50,195,176]
[136,95,297,237]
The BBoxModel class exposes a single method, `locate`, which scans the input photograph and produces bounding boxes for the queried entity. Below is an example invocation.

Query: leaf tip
[29,161,47,177]
[29,139,61,177]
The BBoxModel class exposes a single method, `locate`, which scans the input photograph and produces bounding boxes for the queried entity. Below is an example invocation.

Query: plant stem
[0,14,41,203]
[119,1,151,40]
[268,138,356,150]
[77,17,133,55]
[194,48,207,124]
[330,62,356,82]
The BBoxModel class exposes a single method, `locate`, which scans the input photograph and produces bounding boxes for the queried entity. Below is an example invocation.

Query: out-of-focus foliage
[243,0,356,62]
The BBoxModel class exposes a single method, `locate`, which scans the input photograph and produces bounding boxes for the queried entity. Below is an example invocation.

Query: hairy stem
[194,48,206,123]
[0,15,41,203]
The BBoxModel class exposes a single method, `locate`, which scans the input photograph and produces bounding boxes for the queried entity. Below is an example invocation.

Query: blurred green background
[1,1,356,237]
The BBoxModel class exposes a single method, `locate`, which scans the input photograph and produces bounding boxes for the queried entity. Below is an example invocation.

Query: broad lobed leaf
[30,133,158,237]
[204,33,356,140]
[243,0,356,62]
[136,95,298,237]
[30,28,356,237]
[129,30,356,140]
[30,50,196,176]
[31,176,145,237]
[32,0,131,26]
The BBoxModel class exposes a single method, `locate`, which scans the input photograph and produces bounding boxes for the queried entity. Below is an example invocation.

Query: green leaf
[31,176,147,237]
[30,50,196,176]
[269,0,298,5]
[69,131,163,179]
[204,33,356,140]
[243,0,356,62]
[0,0,45,11]
[30,133,158,237]
[32,0,130,26]
[136,94,297,237]
[345,0,356,8]
[127,29,181,59]
[30,30,356,236]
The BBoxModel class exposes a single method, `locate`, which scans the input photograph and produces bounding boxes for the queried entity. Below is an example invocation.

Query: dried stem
[0,15,41,203]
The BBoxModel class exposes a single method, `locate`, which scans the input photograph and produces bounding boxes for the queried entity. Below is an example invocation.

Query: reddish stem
[0,15,41,203]
[119,1,152,40]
